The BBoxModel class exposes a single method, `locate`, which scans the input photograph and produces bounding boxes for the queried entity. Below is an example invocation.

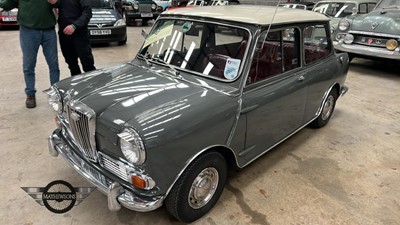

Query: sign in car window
[143,21,174,48]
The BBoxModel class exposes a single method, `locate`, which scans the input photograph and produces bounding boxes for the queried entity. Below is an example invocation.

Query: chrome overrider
[48,129,165,212]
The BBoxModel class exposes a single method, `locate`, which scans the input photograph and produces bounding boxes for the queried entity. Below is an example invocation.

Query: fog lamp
[344,34,354,44]
[386,39,398,51]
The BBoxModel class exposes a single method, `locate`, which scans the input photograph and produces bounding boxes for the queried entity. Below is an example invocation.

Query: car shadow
[350,58,398,77]
[0,26,19,31]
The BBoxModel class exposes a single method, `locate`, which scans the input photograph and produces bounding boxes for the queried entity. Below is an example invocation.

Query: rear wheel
[310,88,338,128]
[165,152,227,223]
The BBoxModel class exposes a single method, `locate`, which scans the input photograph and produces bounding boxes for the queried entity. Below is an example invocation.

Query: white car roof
[162,5,330,25]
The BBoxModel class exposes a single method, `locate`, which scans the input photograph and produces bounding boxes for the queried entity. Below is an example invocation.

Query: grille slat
[67,102,97,162]
[98,152,129,181]
[139,4,152,13]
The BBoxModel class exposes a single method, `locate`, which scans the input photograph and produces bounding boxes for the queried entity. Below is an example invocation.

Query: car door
[239,27,308,163]
[301,23,341,123]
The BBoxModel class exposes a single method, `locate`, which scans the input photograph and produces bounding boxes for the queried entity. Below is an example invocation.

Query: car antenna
[261,0,283,49]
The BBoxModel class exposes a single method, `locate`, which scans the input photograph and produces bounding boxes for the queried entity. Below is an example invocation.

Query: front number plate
[90,29,112,35]
[3,17,17,21]
[141,13,153,18]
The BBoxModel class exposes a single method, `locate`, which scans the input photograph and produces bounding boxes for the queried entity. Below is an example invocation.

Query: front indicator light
[386,39,398,51]
[130,174,156,190]
[131,175,146,189]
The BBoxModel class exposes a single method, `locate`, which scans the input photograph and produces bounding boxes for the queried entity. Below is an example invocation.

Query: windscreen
[139,19,249,82]
[313,2,356,17]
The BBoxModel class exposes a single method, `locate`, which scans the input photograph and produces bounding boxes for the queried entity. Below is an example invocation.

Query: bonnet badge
[371,22,379,30]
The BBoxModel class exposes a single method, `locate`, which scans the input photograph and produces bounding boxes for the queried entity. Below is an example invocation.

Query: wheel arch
[164,145,238,198]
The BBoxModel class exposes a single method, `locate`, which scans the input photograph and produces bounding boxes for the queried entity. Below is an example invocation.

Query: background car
[46,5,349,223]
[122,0,163,25]
[333,0,400,61]
[88,0,127,45]
[312,0,378,32]
[279,3,309,9]
[0,8,18,28]
[154,0,172,10]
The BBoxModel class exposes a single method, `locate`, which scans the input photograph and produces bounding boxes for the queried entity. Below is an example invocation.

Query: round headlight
[151,4,156,9]
[133,4,139,10]
[344,34,354,44]
[118,128,146,165]
[336,33,344,41]
[338,19,350,31]
[43,86,62,112]
[386,39,398,51]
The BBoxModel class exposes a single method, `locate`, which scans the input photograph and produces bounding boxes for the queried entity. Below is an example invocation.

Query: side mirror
[141,28,148,38]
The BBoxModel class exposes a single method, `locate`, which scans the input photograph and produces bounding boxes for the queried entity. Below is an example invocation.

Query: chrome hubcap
[188,167,219,209]
[321,95,334,120]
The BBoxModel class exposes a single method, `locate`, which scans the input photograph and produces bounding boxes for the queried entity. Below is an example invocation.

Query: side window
[368,3,376,12]
[359,3,368,14]
[303,24,331,65]
[247,27,300,85]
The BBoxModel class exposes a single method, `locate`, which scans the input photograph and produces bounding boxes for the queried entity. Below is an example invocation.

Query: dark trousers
[59,28,96,76]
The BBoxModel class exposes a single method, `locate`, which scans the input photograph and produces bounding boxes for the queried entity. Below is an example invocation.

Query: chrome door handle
[298,75,305,81]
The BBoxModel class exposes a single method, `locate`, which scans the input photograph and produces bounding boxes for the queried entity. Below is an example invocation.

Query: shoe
[26,95,36,108]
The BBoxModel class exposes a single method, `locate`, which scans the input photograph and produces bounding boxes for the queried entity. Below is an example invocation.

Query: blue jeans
[19,25,60,96]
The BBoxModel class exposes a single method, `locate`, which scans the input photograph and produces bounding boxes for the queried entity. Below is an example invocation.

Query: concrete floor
[0,24,399,225]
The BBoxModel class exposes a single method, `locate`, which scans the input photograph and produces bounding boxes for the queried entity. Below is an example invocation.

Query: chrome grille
[98,152,129,181]
[67,101,97,162]
[139,4,152,13]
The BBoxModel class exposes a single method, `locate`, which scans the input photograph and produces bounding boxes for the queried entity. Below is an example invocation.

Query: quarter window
[247,27,300,84]
[303,25,331,65]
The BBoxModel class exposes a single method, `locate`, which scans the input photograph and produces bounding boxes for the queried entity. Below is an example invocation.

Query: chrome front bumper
[48,129,164,212]
[334,41,400,60]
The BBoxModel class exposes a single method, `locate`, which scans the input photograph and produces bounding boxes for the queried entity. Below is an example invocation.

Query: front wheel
[165,152,227,223]
[310,88,338,128]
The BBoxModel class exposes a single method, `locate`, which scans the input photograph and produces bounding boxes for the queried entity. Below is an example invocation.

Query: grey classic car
[333,0,400,60]
[46,5,349,223]
[312,0,378,32]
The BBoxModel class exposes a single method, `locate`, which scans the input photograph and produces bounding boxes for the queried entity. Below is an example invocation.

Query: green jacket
[0,0,56,29]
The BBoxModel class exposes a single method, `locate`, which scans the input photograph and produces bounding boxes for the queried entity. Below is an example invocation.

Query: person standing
[49,0,96,76]
[0,1,60,108]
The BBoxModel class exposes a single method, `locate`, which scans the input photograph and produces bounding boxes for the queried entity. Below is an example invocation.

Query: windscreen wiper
[136,53,152,67]
[151,56,183,79]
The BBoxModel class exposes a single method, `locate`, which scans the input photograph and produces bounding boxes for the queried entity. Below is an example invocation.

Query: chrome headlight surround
[43,86,63,113]
[151,3,156,9]
[338,19,350,31]
[133,4,139,10]
[114,19,126,27]
[118,128,146,165]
